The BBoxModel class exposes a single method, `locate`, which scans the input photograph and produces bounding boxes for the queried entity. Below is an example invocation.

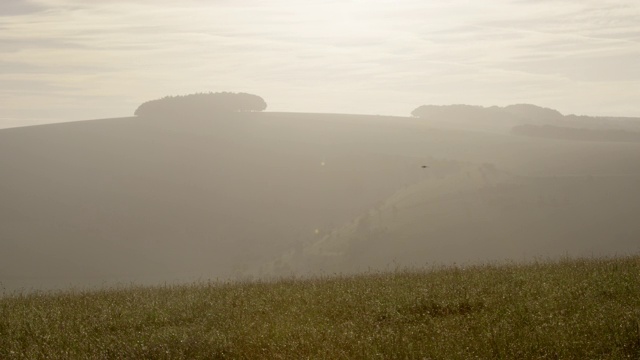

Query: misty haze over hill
[1,99,640,292]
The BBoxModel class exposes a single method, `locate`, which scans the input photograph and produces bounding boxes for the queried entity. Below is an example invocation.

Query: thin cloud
[0,0,44,16]
[1,0,640,127]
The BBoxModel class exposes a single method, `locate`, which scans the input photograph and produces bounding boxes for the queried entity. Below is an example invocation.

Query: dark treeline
[134,92,267,117]
[411,103,563,123]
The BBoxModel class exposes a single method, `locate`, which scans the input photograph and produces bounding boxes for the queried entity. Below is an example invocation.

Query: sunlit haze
[1,0,639,128]
[2,2,640,355]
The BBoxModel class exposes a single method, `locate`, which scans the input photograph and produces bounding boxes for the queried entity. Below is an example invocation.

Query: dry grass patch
[1,256,639,359]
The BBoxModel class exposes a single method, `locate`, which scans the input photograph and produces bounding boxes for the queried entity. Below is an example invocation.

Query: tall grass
[1,256,639,359]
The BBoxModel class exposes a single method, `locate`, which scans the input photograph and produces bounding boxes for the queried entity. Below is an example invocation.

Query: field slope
[1,256,639,359]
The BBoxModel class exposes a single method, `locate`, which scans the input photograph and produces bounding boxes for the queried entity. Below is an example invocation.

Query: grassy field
[1,256,639,359]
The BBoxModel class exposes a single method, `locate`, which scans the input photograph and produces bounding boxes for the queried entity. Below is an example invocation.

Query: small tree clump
[134,92,267,117]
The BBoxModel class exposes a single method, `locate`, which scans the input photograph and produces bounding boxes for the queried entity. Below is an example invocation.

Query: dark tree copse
[134,92,267,117]
[411,103,563,122]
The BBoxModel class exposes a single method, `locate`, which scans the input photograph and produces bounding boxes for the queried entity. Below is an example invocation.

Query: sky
[1,0,639,128]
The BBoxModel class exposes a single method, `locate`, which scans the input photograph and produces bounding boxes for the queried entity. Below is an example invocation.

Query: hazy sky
[1,0,639,128]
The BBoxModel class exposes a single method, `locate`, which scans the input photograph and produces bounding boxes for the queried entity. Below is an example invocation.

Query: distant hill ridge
[411,103,640,135]
[513,124,640,143]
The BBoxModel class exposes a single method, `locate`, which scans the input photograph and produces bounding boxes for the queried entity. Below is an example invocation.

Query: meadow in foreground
[1,256,639,359]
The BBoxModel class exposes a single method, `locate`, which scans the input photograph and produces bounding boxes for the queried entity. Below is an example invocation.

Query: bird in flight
[421,165,429,168]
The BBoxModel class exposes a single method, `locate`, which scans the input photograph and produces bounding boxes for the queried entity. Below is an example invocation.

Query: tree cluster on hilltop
[501,104,563,121]
[411,103,563,123]
[411,103,640,133]
[134,92,267,117]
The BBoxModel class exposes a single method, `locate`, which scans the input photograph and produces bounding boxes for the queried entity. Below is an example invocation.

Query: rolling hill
[1,110,640,292]
[272,165,640,276]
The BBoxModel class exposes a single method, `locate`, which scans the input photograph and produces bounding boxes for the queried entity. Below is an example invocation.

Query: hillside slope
[1,111,640,291]
[2,256,639,359]
[0,113,424,291]
[273,165,640,276]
